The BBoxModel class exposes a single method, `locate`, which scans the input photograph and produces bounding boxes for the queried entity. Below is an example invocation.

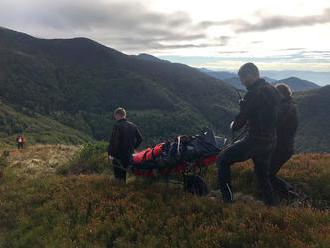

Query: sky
[0,0,329,75]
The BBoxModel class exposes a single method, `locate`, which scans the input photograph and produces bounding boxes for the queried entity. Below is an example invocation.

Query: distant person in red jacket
[16,134,26,149]
[108,108,143,182]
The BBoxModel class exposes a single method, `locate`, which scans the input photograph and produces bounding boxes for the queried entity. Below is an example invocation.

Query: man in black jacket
[108,107,143,182]
[217,63,281,206]
[270,84,298,197]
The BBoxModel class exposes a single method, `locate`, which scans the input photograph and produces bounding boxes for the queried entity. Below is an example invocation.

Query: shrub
[57,142,110,175]
[0,150,9,168]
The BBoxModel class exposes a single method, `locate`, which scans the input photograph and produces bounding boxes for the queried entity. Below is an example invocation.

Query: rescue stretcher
[113,129,226,195]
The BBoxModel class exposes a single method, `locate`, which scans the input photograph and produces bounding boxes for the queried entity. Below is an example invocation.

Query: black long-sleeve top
[276,97,298,151]
[108,119,143,160]
[232,79,281,140]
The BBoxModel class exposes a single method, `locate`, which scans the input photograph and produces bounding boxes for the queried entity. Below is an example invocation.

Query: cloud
[278,48,306,51]
[218,36,231,46]
[251,41,263,44]
[207,8,330,33]
[306,50,330,54]
[0,0,232,52]
[115,38,230,51]
[36,1,193,33]
[217,51,248,55]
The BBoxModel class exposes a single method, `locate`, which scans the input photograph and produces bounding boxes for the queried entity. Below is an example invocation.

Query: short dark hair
[275,83,293,98]
[114,107,126,117]
[238,63,260,78]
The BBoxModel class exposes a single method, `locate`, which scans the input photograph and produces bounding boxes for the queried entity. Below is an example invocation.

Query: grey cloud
[0,0,223,52]
[278,48,306,51]
[197,21,217,29]
[197,19,248,29]
[112,36,229,51]
[237,8,330,32]
[217,51,248,54]
[306,50,330,54]
[251,41,263,44]
[19,1,192,31]
[200,8,330,33]
[218,36,231,46]
[156,42,227,50]
[277,50,330,62]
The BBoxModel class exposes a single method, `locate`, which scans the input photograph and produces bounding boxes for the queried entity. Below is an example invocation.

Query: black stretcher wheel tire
[184,175,209,196]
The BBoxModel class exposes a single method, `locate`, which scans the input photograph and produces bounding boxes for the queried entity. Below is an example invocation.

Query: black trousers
[217,136,278,206]
[113,157,131,182]
[17,142,24,149]
[270,148,294,195]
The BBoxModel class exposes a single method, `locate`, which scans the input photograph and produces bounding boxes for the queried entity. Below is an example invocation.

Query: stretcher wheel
[184,175,209,196]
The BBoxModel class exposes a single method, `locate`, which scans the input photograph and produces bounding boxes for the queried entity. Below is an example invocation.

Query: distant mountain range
[0,27,237,145]
[198,68,236,80]
[262,70,330,86]
[276,77,321,92]
[199,68,321,92]
[0,27,329,151]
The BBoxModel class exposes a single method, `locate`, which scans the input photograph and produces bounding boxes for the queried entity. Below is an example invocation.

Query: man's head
[114,107,127,121]
[275,83,293,99]
[238,63,260,88]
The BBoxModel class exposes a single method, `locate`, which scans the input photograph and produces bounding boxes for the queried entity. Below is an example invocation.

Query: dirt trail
[2,145,79,177]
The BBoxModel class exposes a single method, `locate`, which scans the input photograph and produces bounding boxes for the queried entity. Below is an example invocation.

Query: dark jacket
[108,119,143,161]
[232,79,281,140]
[276,97,298,151]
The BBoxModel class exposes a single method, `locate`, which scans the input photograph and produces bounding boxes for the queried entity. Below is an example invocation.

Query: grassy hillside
[0,102,92,147]
[295,86,330,152]
[0,145,329,247]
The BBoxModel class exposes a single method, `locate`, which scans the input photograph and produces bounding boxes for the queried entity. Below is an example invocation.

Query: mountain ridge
[199,69,321,92]
[276,77,321,92]
[0,27,238,144]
